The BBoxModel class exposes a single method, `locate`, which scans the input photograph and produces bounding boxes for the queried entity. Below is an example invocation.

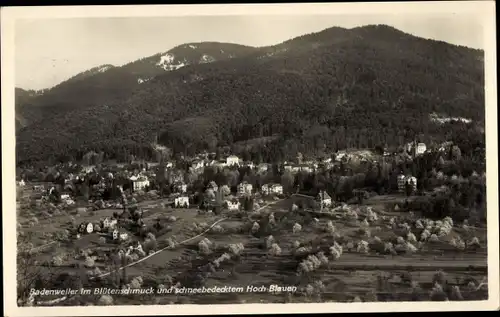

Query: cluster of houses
[20,139,469,216]
[188,154,271,173]
[77,216,129,241]
[405,141,427,157]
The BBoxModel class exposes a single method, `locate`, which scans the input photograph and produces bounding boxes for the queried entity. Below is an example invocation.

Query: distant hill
[16,25,485,166]
[15,43,257,128]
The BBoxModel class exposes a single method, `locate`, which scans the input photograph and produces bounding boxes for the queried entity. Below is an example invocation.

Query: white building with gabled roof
[130,175,150,191]
[316,191,332,207]
[226,155,240,166]
[174,196,190,208]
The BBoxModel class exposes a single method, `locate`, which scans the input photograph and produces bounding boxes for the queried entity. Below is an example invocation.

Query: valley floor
[17,193,488,305]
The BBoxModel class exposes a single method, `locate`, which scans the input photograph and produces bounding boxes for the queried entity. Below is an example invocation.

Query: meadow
[17,188,488,306]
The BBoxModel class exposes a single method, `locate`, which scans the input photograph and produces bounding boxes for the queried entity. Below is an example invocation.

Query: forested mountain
[15,88,44,130]
[16,25,485,166]
[15,43,257,128]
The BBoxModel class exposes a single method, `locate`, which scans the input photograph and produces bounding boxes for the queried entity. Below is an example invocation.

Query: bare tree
[17,232,53,305]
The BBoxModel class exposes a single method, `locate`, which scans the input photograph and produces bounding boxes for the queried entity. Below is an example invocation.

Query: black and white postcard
[2,2,498,316]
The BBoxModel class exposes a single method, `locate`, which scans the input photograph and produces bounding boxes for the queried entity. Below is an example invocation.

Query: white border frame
[2,2,498,315]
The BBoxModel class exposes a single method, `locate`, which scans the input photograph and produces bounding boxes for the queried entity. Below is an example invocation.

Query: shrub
[52,255,64,266]
[364,290,378,302]
[360,219,370,228]
[330,242,343,260]
[305,284,315,297]
[415,219,424,229]
[450,237,466,250]
[130,253,139,261]
[346,209,358,220]
[84,257,95,268]
[228,243,244,256]
[432,271,447,285]
[213,252,232,268]
[143,239,158,253]
[466,281,477,292]
[292,223,302,233]
[165,238,176,249]
[406,242,418,253]
[358,228,371,238]
[211,224,224,234]
[366,208,378,222]
[356,240,370,254]
[450,286,464,300]
[293,240,301,249]
[268,243,282,256]
[420,229,431,241]
[130,277,142,289]
[251,222,260,234]
[429,283,448,301]
[428,234,440,242]
[298,254,322,274]
[468,237,480,248]
[97,295,113,305]
[269,213,276,226]
[443,216,454,227]
[317,252,329,265]
[76,207,86,214]
[326,221,335,235]
[383,242,394,254]
[437,222,452,237]
[296,247,308,255]
[99,237,107,244]
[407,232,417,243]
[265,235,275,249]
[346,240,355,251]
[198,240,212,255]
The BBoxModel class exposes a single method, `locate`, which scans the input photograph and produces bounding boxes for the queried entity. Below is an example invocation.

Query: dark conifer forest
[15,25,485,167]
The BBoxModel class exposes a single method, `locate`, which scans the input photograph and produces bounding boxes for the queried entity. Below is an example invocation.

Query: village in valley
[16,137,488,306]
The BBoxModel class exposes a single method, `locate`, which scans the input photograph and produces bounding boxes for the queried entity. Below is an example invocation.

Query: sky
[15,14,484,90]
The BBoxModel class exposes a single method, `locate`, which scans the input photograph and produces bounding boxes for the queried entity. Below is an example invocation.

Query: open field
[18,194,488,305]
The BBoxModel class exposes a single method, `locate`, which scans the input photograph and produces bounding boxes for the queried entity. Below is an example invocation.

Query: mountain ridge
[15,24,485,166]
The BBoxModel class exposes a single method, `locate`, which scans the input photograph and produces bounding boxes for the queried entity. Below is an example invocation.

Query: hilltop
[16,25,485,165]
[15,43,257,128]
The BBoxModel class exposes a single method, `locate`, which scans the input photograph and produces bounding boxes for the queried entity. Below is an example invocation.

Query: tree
[280,172,294,194]
[405,181,413,197]
[17,232,54,304]
[244,197,254,212]
[220,185,231,196]
[49,187,61,204]
[451,145,462,161]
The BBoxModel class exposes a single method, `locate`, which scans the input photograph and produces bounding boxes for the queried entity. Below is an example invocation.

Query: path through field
[94,217,228,279]
[95,198,284,279]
